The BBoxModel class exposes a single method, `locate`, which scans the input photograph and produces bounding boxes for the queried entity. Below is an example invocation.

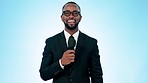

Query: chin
[68,26,77,30]
[65,24,77,30]
[65,23,78,30]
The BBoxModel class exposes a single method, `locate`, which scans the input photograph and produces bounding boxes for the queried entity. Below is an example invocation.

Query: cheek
[61,17,68,22]
[76,16,81,22]
[63,19,67,23]
[61,19,66,23]
[76,18,81,22]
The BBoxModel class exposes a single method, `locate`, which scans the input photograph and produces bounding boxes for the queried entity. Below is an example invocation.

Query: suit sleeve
[90,40,103,83]
[39,39,63,81]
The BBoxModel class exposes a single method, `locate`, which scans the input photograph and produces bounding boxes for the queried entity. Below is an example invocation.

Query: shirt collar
[64,30,79,46]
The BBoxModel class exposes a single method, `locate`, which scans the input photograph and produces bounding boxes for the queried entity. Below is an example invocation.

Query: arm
[39,39,63,81]
[90,40,103,83]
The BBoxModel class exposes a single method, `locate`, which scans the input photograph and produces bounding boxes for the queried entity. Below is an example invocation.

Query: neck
[65,27,78,35]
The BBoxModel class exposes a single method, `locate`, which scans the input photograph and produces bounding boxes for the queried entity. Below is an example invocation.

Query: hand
[61,50,75,66]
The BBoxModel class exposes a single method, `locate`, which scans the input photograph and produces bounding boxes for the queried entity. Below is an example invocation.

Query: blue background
[0,0,148,83]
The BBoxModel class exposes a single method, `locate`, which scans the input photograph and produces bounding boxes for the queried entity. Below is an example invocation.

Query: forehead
[63,3,80,11]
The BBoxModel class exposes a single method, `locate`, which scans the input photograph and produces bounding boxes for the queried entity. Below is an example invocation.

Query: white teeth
[68,20,75,23]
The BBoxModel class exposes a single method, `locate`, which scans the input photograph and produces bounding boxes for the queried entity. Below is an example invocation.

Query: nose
[69,13,74,19]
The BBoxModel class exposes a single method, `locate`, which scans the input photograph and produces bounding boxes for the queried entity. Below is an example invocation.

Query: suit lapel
[75,31,86,54]
[58,31,68,52]
[58,31,86,53]
[69,31,86,74]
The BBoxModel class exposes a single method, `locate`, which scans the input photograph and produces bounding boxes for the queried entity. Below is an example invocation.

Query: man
[39,1,103,83]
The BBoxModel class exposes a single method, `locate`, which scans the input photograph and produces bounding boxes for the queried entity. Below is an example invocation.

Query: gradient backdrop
[0,0,148,83]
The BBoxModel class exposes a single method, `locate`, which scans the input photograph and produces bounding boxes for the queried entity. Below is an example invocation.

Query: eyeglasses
[62,10,80,17]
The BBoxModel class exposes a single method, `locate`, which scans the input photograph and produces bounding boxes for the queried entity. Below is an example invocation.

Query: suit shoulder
[45,32,62,43]
[81,32,97,42]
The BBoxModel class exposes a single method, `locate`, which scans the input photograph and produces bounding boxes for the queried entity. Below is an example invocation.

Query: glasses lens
[72,11,80,17]
[63,11,71,17]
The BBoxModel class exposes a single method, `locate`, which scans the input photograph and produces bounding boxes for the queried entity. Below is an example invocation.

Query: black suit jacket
[39,31,103,83]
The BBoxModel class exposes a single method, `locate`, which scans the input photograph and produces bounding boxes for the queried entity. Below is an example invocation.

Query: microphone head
[68,36,76,50]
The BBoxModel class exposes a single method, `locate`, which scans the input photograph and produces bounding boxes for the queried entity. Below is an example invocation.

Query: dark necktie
[66,35,76,75]
[68,35,76,50]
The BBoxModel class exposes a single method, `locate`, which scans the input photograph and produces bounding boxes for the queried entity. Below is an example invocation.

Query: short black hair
[62,1,81,12]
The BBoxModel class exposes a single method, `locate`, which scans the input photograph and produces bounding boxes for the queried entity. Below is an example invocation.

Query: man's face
[61,3,82,30]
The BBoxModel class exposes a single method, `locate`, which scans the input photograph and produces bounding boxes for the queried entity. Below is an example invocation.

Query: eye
[65,11,70,14]
[73,11,79,14]
[72,11,80,16]
[63,10,71,16]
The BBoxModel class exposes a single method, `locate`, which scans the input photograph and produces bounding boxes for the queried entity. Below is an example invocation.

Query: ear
[61,15,64,21]
[79,16,82,22]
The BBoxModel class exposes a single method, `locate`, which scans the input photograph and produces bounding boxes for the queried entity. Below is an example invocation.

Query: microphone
[68,36,76,50]
[67,35,76,74]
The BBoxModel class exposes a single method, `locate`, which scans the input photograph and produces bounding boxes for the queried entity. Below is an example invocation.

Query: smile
[68,20,75,23]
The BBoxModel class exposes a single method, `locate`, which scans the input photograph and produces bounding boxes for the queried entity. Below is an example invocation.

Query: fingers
[66,50,75,54]
[61,50,75,66]
[68,54,75,62]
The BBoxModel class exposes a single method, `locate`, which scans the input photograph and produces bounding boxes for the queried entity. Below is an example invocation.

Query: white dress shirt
[59,30,80,69]
[64,30,79,49]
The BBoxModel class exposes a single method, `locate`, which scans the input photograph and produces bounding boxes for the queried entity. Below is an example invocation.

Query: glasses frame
[62,10,80,17]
